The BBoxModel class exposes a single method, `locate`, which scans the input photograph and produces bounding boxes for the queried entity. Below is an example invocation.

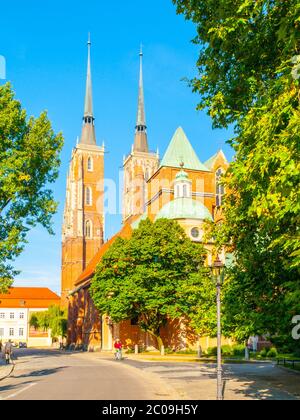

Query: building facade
[64,40,230,351]
[0,288,60,347]
[61,36,105,306]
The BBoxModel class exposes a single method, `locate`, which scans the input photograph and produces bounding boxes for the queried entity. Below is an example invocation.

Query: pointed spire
[80,33,96,146]
[84,33,93,118]
[136,44,146,127]
[133,45,148,153]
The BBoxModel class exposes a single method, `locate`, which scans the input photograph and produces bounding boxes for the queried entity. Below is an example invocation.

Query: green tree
[0,83,63,291]
[91,219,212,350]
[30,305,68,340]
[173,0,300,346]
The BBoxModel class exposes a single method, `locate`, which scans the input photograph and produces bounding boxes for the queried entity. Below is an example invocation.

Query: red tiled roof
[0,287,60,308]
[0,287,60,300]
[75,223,133,286]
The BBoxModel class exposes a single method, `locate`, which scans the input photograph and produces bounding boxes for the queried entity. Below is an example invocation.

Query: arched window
[87,157,93,171]
[183,184,188,198]
[85,187,92,206]
[216,168,225,207]
[85,220,92,239]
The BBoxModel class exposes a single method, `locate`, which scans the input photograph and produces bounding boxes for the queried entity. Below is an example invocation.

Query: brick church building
[61,39,230,351]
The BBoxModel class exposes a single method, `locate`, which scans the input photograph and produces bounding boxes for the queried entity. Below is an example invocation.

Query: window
[183,184,188,198]
[10,313,14,319]
[85,220,92,239]
[85,187,92,206]
[19,328,24,337]
[9,328,14,337]
[216,168,225,207]
[87,157,93,171]
[0,313,5,319]
[0,328,4,337]
[20,312,25,319]
[191,227,200,239]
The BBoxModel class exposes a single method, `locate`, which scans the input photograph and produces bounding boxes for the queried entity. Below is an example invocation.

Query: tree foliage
[173,0,300,346]
[30,305,68,339]
[0,83,63,291]
[91,219,213,349]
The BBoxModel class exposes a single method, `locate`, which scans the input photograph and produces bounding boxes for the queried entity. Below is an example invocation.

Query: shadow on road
[13,367,67,379]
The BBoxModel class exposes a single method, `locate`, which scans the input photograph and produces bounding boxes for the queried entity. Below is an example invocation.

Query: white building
[0,287,61,348]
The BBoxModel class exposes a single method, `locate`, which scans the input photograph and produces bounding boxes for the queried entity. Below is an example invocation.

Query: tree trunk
[147,330,164,352]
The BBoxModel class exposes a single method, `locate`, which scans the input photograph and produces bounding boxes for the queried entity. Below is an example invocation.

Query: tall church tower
[61,36,105,305]
[123,47,159,222]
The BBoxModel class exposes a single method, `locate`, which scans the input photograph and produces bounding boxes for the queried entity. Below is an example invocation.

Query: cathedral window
[85,220,92,239]
[191,227,200,239]
[216,168,225,207]
[87,157,93,171]
[85,187,92,206]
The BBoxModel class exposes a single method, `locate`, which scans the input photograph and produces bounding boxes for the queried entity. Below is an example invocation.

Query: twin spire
[79,36,148,153]
[84,33,93,120]
[80,34,96,146]
[134,45,148,153]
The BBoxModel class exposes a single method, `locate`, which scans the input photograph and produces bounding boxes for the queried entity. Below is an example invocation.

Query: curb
[276,364,300,376]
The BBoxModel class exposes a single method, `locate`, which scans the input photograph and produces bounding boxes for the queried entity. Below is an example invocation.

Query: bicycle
[114,349,122,361]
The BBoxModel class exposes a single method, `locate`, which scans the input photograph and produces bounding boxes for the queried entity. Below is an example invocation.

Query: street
[1,349,300,400]
[0,349,176,400]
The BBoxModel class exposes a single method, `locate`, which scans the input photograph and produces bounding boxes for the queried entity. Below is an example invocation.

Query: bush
[267,347,278,358]
[221,345,234,357]
[206,346,217,356]
[232,344,246,357]
[259,348,268,358]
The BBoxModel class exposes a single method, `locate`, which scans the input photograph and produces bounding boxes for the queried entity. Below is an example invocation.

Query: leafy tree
[173,0,300,346]
[90,219,212,350]
[30,305,68,340]
[0,83,63,291]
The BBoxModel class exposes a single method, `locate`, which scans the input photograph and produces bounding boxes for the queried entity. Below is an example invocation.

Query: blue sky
[0,0,234,294]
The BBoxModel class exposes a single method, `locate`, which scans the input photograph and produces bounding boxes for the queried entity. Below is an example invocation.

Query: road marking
[1,382,37,400]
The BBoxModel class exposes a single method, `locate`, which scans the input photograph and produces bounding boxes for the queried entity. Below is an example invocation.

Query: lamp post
[211,255,225,401]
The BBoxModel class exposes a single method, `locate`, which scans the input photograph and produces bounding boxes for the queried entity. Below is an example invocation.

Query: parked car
[19,342,27,348]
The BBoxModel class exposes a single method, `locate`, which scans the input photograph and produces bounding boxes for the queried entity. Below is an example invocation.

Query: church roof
[130,212,148,230]
[75,223,133,286]
[204,150,228,170]
[160,127,209,172]
[155,197,213,222]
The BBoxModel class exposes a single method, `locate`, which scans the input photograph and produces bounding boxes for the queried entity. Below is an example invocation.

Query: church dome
[155,198,213,221]
[175,170,189,182]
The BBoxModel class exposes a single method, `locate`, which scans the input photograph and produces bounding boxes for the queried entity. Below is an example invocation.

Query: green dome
[155,198,213,221]
[175,170,189,181]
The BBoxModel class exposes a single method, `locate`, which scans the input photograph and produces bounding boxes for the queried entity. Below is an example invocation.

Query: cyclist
[114,338,123,360]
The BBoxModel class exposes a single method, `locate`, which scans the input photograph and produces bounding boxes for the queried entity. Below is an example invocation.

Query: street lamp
[211,255,225,401]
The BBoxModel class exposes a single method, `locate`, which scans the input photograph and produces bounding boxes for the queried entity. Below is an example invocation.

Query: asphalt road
[1,349,299,400]
[0,349,175,400]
